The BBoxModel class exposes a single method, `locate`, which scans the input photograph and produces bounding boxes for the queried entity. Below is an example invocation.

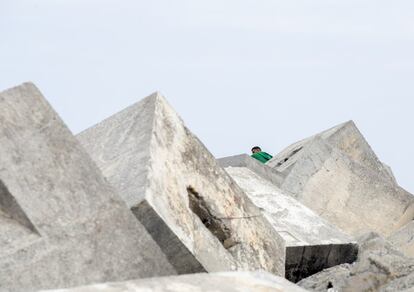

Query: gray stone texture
[0,83,176,291]
[219,155,358,282]
[267,121,414,237]
[268,121,394,183]
[389,221,414,258]
[77,93,286,276]
[298,232,414,292]
[45,271,307,292]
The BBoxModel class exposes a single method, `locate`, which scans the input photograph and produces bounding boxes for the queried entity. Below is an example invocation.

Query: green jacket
[251,151,273,164]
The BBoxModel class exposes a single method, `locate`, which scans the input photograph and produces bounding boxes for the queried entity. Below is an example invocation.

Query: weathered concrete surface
[298,233,414,292]
[389,221,414,258]
[0,83,176,291]
[45,271,307,292]
[268,121,394,183]
[77,93,286,276]
[219,155,358,282]
[266,122,414,237]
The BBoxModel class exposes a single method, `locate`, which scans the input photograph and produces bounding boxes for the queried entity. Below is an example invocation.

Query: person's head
[251,146,262,154]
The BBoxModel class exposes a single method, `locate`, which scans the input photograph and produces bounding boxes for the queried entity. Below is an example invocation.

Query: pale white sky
[1,1,413,192]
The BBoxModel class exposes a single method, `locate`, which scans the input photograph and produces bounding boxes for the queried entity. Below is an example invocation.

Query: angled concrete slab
[219,154,358,282]
[266,123,414,237]
[45,271,307,292]
[77,93,286,276]
[0,83,176,291]
[218,154,285,187]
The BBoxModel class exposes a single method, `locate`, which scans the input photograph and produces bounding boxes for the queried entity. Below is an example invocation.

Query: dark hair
[251,146,261,152]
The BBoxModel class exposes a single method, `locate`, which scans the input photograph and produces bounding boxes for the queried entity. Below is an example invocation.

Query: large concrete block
[77,93,286,276]
[0,83,176,291]
[266,123,414,237]
[268,121,395,184]
[45,271,307,292]
[219,154,358,282]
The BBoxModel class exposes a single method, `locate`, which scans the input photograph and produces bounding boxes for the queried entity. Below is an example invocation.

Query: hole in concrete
[327,282,334,289]
[187,186,235,249]
[276,147,303,167]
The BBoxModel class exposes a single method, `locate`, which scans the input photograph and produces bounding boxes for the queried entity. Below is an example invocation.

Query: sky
[1,1,413,192]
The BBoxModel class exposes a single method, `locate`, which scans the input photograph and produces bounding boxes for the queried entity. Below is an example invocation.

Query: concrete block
[0,83,176,291]
[268,121,395,184]
[219,155,358,282]
[267,123,414,237]
[45,271,307,292]
[298,232,414,292]
[77,93,286,276]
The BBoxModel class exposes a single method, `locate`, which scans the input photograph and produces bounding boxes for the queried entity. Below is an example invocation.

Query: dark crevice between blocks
[187,186,237,249]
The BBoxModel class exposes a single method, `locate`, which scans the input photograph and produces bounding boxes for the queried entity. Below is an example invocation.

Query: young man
[251,146,273,163]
